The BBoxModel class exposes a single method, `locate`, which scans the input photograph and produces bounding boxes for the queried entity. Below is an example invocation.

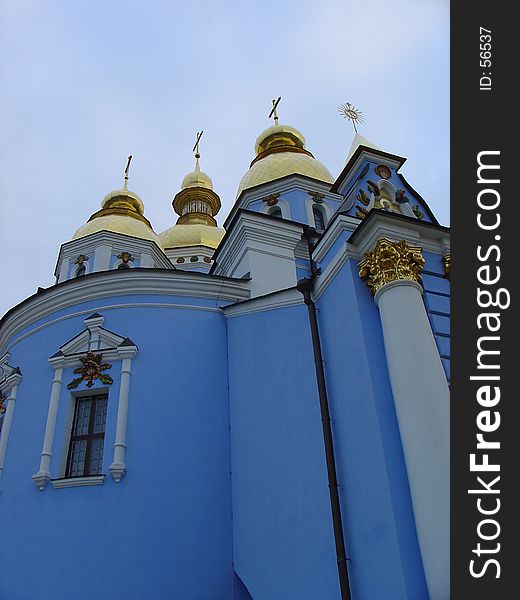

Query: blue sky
[0,0,449,317]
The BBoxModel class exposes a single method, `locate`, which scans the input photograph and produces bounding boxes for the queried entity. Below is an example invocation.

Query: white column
[0,376,22,486]
[32,366,63,490]
[109,349,135,482]
[375,279,450,600]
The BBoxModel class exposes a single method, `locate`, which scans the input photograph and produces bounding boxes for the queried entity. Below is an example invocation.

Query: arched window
[313,205,326,230]
[75,265,86,278]
[269,206,282,218]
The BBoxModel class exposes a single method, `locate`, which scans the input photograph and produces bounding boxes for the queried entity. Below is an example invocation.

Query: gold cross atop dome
[193,131,203,159]
[123,155,132,190]
[268,97,281,125]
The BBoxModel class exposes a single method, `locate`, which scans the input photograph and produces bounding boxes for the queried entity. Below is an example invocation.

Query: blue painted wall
[0,296,233,600]
[227,303,341,600]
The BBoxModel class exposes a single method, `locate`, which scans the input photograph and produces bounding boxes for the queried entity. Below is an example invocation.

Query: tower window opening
[313,205,326,230]
[117,262,131,269]
[269,206,282,218]
[66,394,108,478]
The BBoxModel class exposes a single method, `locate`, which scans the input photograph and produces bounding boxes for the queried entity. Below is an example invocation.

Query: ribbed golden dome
[159,223,225,250]
[237,123,334,198]
[72,182,160,244]
[72,214,161,244]
[101,188,145,213]
[160,151,224,250]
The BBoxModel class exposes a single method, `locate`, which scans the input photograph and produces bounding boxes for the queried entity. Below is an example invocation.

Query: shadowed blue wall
[316,261,429,599]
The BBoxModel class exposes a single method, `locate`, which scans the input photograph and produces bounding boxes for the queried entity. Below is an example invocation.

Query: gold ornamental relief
[358,238,425,295]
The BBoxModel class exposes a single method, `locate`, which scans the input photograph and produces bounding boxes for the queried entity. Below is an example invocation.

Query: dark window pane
[73,398,92,435]
[93,396,108,434]
[89,438,104,475]
[313,206,325,230]
[69,440,87,476]
[270,207,282,218]
[66,394,108,478]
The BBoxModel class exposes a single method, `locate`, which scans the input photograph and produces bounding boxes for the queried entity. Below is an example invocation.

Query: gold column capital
[442,252,450,279]
[358,237,425,295]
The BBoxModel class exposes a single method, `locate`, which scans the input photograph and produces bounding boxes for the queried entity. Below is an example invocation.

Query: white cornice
[214,211,304,278]
[0,270,249,351]
[54,230,173,277]
[334,148,405,196]
[223,287,303,318]
[313,214,359,263]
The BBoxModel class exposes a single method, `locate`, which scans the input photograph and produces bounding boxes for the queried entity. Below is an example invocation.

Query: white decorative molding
[0,269,250,351]
[163,245,217,274]
[32,366,63,491]
[32,315,139,490]
[0,359,23,487]
[51,475,105,489]
[304,196,334,229]
[260,197,291,220]
[109,346,137,483]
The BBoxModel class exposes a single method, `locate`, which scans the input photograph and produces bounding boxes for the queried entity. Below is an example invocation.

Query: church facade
[0,118,450,600]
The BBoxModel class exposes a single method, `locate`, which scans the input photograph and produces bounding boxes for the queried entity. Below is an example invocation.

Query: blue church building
[0,116,450,599]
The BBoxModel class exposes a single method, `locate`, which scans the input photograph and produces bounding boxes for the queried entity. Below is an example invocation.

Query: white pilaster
[0,374,22,486]
[109,348,136,482]
[375,279,450,600]
[32,366,63,490]
[93,244,112,272]
[58,257,70,283]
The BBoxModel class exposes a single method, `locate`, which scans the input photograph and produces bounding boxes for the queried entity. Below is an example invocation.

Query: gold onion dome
[236,122,334,198]
[72,159,161,244]
[158,156,225,250]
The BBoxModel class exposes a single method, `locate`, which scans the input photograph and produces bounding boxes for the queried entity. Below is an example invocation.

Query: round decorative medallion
[190,256,199,262]
[203,257,211,263]
[176,257,185,264]
[375,164,391,179]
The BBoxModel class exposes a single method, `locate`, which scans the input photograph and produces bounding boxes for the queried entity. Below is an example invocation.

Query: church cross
[268,96,281,125]
[124,155,132,189]
[193,131,204,158]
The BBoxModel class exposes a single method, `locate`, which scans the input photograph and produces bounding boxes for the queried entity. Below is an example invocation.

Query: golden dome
[237,151,334,198]
[254,124,306,154]
[72,214,161,244]
[181,159,213,190]
[159,223,224,250]
[72,182,160,244]
[161,150,223,250]
[101,188,145,214]
[237,123,334,198]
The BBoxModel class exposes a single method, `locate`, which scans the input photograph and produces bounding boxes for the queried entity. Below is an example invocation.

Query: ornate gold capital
[358,238,425,295]
[442,252,450,279]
